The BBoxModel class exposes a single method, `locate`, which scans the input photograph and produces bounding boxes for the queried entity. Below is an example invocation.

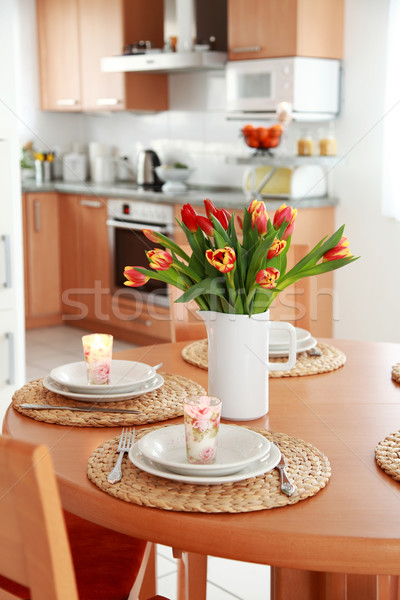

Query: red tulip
[323,236,353,262]
[267,238,286,259]
[123,266,149,287]
[143,229,160,243]
[236,214,243,231]
[146,248,173,270]
[204,199,231,230]
[273,203,297,240]
[256,267,280,289]
[205,246,236,273]
[197,215,214,236]
[181,203,198,232]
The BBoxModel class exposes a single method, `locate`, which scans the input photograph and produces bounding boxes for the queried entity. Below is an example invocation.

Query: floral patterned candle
[183,395,222,464]
[82,334,113,385]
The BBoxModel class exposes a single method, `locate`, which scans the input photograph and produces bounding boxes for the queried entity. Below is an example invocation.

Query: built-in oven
[106,198,175,308]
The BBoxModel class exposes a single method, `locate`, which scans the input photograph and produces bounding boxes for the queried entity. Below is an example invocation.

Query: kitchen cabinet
[59,195,110,324]
[23,192,62,328]
[36,0,168,112]
[228,0,344,61]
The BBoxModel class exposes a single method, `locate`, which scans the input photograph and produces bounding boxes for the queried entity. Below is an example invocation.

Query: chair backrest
[169,243,311,342]
[0,435,79,600]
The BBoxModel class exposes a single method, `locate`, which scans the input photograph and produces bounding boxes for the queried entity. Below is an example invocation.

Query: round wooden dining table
[4,338,400,600]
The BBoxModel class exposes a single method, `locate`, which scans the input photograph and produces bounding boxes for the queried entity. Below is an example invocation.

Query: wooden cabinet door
[228,0,343,60]
[36,0,82,111]
[24,193,61,326]
[59,195,110,324]
[78,0,126,111]
[228,0,297,60]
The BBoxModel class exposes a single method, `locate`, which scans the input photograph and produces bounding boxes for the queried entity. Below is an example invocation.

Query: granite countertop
[21,179,338,210]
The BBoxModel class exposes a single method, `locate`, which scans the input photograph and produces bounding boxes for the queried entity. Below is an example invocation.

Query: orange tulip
[267,238,286,259]
[256,267,280,289]
[248,199,268,235]
[205,246,236,273]
[147,248,173,270]
[273,203,297,240]
[323,236,353,262]
[143,229,160,243]
[123,266,149,287]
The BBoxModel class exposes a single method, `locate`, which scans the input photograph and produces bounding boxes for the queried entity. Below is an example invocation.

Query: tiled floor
[25,324,271,600]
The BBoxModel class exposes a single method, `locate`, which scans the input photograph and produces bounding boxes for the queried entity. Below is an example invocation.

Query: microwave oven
[226,57,341,121]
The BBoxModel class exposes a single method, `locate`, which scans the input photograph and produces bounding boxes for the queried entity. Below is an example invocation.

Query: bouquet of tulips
[124,199,357,315]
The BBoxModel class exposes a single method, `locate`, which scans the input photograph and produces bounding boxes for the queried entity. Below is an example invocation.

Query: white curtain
[382,0,400,220]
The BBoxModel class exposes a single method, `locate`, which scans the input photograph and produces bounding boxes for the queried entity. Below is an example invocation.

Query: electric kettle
[136,149,162,189]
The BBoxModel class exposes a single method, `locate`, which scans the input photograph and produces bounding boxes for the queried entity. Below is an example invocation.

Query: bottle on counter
[318,122,337,156]
[297,130,314,156]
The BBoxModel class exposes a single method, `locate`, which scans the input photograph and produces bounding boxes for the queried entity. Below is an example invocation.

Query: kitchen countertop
[21,179,338,210]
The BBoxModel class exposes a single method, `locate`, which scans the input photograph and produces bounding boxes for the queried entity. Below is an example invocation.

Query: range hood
[101,51,227,74]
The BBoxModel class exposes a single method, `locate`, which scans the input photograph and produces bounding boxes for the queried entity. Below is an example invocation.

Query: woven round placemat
[181,340,346,378]
[87,426,331,513]
[392,364,400,383]
[12,373,206,428]
[375,431,400,481]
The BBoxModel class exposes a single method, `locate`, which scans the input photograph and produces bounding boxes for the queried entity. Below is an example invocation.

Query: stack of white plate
[269,327,317,358]
[129,424,282,485]
[42,360,164,402]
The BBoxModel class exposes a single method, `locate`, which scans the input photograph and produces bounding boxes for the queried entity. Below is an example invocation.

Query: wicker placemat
[392,364,400,383]
[182,340,346,377]
[12,373,206,428]
[375,431,400,481]
[87,426,331,513]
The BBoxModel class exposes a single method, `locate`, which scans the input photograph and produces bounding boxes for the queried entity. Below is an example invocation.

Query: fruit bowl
[241,124,283,150]
[155,165,194,193]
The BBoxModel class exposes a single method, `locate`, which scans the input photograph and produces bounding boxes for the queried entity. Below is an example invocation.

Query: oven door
[107,219,173,307]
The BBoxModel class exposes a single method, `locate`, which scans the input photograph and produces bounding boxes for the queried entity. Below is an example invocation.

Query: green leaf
[175,276,230,306]
[134,266,187,289]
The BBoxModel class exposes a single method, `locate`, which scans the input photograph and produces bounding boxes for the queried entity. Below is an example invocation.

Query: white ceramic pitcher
[198,311,297,421]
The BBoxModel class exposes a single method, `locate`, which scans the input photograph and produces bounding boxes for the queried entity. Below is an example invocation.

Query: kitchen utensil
[136,149,162,188]
[269,336,317,358]
[92,155,116,183]
[19,404,141,414]
[62,152,88,182]
[42,373,164,402]
[108,428,135,484]
[50,360,159,393]
[275,452,296,497]
[138,424,271,477]
[270,327,311,348]
[129,442,281,485]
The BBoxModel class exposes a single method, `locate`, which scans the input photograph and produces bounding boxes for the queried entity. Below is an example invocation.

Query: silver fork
[108,427,135,484]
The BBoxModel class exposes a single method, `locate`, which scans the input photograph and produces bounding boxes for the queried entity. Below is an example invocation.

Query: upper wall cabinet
[36,0,168,112]
[228,0,344,61]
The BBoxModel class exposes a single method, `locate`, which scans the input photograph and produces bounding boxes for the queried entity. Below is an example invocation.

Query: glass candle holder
[82,334,113,385]
[183,395,222,464]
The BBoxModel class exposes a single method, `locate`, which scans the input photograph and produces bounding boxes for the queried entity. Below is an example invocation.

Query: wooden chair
[169,243,311,343]
[0,434,169,600]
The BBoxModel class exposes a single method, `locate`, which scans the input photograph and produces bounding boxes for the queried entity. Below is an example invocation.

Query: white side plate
[129,442,281,485]
[138,424,271,477]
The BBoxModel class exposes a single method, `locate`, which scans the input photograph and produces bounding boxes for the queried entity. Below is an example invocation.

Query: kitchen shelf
[226,155,345,167]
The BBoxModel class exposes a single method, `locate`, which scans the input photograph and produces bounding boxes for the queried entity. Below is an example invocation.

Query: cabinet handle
[56,99,79,106]
[96,98,122,106]
[33,200,40,232]
[1,234,12,289]
[135,317,152,327]
[231,45,261,53]
[80,199,103,208]
[6,331,15,385]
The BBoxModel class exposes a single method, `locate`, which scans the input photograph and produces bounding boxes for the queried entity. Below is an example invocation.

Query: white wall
[333,0,400,342]
[15,0,400,343]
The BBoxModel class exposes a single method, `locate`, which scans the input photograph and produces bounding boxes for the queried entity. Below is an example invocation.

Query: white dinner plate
[269,327,311,349]
[50,360,157,394]
[129,442,281,485]
[42,373,164,402]
[138,424,271,477]
[269,336,317,358]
